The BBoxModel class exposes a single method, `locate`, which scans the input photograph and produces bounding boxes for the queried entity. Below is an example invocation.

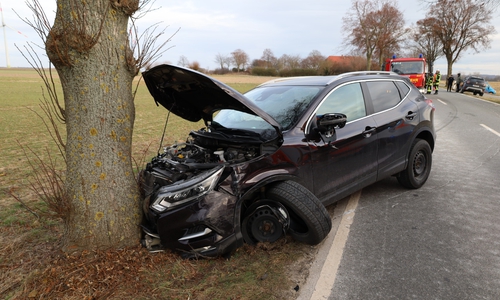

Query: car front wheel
[242,181,332,245]
[397,139,432,189]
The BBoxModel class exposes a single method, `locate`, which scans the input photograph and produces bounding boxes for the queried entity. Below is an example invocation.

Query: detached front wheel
[397,139,432,189]
[242,181,332,245]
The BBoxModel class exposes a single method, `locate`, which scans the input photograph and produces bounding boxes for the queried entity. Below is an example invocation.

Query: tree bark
[47,0,141,250]
[366,51,373,71]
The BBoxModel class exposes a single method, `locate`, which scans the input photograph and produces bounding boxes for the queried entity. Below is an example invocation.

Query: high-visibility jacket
[433,73,441,86]
[426,74,433,86]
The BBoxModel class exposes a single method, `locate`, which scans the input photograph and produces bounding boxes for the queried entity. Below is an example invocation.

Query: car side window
[316,83,366,122]
[395,81,410,98]
[366,81,402,113]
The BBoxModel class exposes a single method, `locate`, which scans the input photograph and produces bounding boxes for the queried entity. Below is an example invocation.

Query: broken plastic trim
[178,227,214,241]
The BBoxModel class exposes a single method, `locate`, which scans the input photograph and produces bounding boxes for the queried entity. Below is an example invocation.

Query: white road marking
[480,124,500,137]
[438,99,447,105]
[309,191,361,299]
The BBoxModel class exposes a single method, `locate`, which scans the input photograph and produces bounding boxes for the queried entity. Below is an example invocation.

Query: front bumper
[141,180,243,258]
[463,86,484,93]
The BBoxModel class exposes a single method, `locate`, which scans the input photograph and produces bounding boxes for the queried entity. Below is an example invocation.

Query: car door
[363,80,419,179]
[307,82,379,204]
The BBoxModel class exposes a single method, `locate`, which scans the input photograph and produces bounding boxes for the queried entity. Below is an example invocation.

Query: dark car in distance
[140,65,436,258]
[460,76,487,96]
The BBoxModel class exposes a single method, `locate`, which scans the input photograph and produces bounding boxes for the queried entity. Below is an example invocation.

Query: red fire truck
[383,54,427,92]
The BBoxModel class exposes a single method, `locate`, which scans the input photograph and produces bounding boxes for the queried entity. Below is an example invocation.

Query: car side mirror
[318,113,347,131]
[315,113,347,143]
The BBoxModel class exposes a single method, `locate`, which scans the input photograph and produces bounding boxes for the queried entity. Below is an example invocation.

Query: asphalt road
[299,91,500,299]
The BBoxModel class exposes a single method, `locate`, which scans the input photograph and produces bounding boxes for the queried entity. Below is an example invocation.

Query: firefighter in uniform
[426,72,433,94]
[433,70,441,94]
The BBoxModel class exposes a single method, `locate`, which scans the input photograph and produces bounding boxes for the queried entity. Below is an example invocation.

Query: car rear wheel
[242,181,332,245]
[397,139,432,189]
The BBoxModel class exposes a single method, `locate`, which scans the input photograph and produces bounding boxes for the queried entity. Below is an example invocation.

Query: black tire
[241,181,332,245]
[397,139,432,189]
[267,181,331,245]
[479,92,484,96]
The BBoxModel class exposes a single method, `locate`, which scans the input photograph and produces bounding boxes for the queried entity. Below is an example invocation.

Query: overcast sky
[1,0,499,75]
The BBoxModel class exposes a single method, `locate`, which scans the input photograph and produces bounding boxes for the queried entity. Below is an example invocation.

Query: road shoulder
[297,192,360,299]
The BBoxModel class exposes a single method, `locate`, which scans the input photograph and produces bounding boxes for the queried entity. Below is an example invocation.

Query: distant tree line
[175,48,374,77]
[172,0,497,78]
[249,49,374,77]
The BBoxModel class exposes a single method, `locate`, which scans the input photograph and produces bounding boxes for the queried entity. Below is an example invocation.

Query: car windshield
[213,85,322,131]
[391,61,424,75]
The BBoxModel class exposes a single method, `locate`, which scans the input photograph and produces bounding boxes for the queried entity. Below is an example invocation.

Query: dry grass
[0,68,319,300]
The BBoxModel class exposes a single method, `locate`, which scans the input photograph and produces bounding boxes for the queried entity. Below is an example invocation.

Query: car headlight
[151,166,224,212]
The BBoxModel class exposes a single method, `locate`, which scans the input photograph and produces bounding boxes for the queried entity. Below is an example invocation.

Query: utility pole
[0,2,10,68]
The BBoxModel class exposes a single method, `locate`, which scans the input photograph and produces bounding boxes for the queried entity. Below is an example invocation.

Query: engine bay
[144,130,268,188]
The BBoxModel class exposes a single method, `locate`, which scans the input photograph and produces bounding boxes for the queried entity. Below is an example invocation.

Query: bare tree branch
[342,0,408,70]
[426,0,496,75]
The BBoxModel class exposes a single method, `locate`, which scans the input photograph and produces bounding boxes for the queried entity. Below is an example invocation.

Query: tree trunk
[47,0,141,250]
[446,53,454,77]
[366,51,373,71]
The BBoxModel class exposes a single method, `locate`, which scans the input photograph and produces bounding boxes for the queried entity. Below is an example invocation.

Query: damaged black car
[139,65,436,258]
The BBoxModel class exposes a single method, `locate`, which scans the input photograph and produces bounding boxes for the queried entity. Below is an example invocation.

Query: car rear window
[366,81,401,113]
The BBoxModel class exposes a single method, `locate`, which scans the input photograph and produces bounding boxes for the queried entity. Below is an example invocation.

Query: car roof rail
[258,71,401,87]
[337,70,398,78]
[326,71,399,84]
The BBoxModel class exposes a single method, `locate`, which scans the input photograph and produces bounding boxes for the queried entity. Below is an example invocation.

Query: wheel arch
[233,175,303,232]
[414,128,435,152]
[397,128,434,175]
[236,178,332,245]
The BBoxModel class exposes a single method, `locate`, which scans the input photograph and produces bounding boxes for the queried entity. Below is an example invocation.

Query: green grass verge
[0,68,311,300]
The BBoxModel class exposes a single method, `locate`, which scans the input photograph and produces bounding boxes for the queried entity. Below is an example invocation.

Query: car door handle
[363,126,376,138]
[406,111,417,120]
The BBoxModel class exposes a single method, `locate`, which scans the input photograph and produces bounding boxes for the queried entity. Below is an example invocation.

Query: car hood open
[142,64,282,132]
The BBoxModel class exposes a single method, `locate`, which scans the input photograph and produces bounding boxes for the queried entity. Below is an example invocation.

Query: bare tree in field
[23,0,172,251]
[421,0,500,11]
[260,48,277,69]
[214,53,228,70]
[188,61,201,71]
[342,0,378,70]
[373,2,408,70]
[223,57,231,69]
[231,49,249,72]
[342,0,407,70]
[301,50,325,70]
[410,17,444,73]
[425,0,496,76]
[279,54,302,70]
[178,55,190,67]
